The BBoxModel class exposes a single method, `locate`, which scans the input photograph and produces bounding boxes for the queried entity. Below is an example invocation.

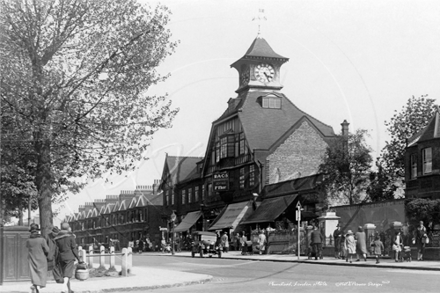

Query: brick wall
[267,121,328,184]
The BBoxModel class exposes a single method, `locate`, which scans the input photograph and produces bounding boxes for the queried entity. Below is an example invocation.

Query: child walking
[344,230,356,263]
[371,235,384,264]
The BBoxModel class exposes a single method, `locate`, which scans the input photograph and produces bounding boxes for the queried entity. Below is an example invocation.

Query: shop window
[188,187,192,203]
[182,189,186,205]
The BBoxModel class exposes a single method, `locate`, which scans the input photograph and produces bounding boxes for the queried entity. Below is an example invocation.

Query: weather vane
[252,9,267,37]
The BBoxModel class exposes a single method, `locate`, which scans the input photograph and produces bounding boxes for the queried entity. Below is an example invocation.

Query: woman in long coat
[355,226,367,261]
[26,223,49,293]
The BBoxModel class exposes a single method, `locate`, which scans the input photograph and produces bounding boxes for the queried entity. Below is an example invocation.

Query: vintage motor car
[191,231,222,258]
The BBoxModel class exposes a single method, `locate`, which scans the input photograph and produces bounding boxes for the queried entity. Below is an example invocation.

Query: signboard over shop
[213,171,229,191]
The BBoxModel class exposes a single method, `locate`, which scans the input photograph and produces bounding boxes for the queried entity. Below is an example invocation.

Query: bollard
[127,247,132,273]
[88,245,94,267]
[99,245,106,269]
[109,246,115,269]
[78,247,87,263]
[121,248,128,276]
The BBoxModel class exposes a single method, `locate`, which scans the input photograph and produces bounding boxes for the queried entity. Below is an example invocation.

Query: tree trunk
[35,139,53,237]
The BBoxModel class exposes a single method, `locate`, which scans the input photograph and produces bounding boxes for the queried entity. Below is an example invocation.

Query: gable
[238,91,335,151]
[267,120,328,184]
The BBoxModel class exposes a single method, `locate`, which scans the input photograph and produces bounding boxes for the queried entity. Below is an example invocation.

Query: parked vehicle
[191,231,222,258]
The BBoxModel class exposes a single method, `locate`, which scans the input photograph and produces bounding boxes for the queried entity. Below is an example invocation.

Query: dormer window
[261,95,281,109]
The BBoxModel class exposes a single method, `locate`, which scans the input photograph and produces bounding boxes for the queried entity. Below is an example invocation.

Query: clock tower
[231,36,289,93]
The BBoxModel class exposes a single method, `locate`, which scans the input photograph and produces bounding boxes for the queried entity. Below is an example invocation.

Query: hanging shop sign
[213,171,229,191]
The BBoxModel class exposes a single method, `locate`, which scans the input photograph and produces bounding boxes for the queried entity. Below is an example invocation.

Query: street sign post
[170,211,176,255]
[296,202,301,260]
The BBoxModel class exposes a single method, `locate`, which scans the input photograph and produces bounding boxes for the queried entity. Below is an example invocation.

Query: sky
[54,0,440,223]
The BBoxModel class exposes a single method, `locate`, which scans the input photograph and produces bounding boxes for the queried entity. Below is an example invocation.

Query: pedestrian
[413,220,427,261]
[344,230,356,263]
[340,230,347,260]
[46,226,63,284]
[221,232,229,253]
[240,232,248,255]
[258,229,267,255]
[138,238,144,254]
[393,230,403,262]
[54,222,84,293]
[311,225,323,260]
[235,233,241,251]
[355,226,367,261]
[370,235,384,264]
[333,224,343,259]
[26,223,49,293]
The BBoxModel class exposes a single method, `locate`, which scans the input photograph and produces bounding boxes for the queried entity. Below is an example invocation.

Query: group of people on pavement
[26,222,84,293]
[331,220,429,264]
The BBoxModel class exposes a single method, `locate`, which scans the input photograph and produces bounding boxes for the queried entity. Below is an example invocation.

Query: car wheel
[218,250,222,258]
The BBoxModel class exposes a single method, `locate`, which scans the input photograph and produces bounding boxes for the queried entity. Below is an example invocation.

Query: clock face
[255,63,275,83]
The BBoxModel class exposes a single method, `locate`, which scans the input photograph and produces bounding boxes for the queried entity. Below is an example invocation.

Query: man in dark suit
[311,225,323,260]
[54,222,83,293]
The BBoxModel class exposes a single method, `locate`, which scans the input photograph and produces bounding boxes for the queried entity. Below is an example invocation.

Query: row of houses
[65,34,439,251]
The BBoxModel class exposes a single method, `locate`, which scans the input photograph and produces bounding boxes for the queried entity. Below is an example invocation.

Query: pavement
[2,251,440,293]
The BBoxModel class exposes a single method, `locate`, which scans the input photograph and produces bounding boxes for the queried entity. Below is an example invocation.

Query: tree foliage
[0,0,179,233]
[319,129,373,205]
[405,198,440,227]
[379,95,437,185]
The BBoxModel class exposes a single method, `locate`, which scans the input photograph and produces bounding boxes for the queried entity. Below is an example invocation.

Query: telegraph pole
[296,202,302,260]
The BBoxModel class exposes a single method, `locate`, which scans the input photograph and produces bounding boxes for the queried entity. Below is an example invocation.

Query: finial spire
[252,9,266,38]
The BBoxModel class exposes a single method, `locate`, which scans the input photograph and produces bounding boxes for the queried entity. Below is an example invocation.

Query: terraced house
[160,35,339,242]
[65,183,163,249]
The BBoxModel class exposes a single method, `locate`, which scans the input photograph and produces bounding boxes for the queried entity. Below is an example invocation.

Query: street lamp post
[170,211,176,256]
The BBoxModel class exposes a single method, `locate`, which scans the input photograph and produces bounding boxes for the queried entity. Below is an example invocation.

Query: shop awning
[174,211,202,233]
[208,201,251,231]
[241,194,297,225]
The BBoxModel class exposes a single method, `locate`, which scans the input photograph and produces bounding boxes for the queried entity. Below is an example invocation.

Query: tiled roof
[216,91,335,151]
[407,110,440,146]
[163,155,203,185]
[243,37,287,60]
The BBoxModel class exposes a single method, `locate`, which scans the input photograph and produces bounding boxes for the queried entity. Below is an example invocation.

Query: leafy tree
[0,0,179,234]
[319,129,373,205]
[379,95,437,187]
[366,160,397,202]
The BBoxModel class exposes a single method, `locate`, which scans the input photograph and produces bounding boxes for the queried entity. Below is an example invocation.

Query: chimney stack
[341,120,349,136]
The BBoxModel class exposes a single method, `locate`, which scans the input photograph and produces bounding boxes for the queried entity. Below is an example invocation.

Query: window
[249,165,255,186]
[262,96,281,109]
[188,187,192,203]
[220,137,228,158]
[239,133,245,155]
[240,167,245,189]
[166,189,170,206]
[202,185,205,201]
[182,189,186,204]
[410,154,417,179]
[215,142,220,163]
[422,148,432,174]
[171,190,175,205]
[195,186,199,202]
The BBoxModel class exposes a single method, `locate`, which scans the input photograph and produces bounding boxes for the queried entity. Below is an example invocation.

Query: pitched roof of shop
[161,155,203,187]
[214,91,335,151]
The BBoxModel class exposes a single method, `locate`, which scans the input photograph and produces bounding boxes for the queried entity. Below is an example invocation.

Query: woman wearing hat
[344,230,356,263]
[26,223,49,293]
